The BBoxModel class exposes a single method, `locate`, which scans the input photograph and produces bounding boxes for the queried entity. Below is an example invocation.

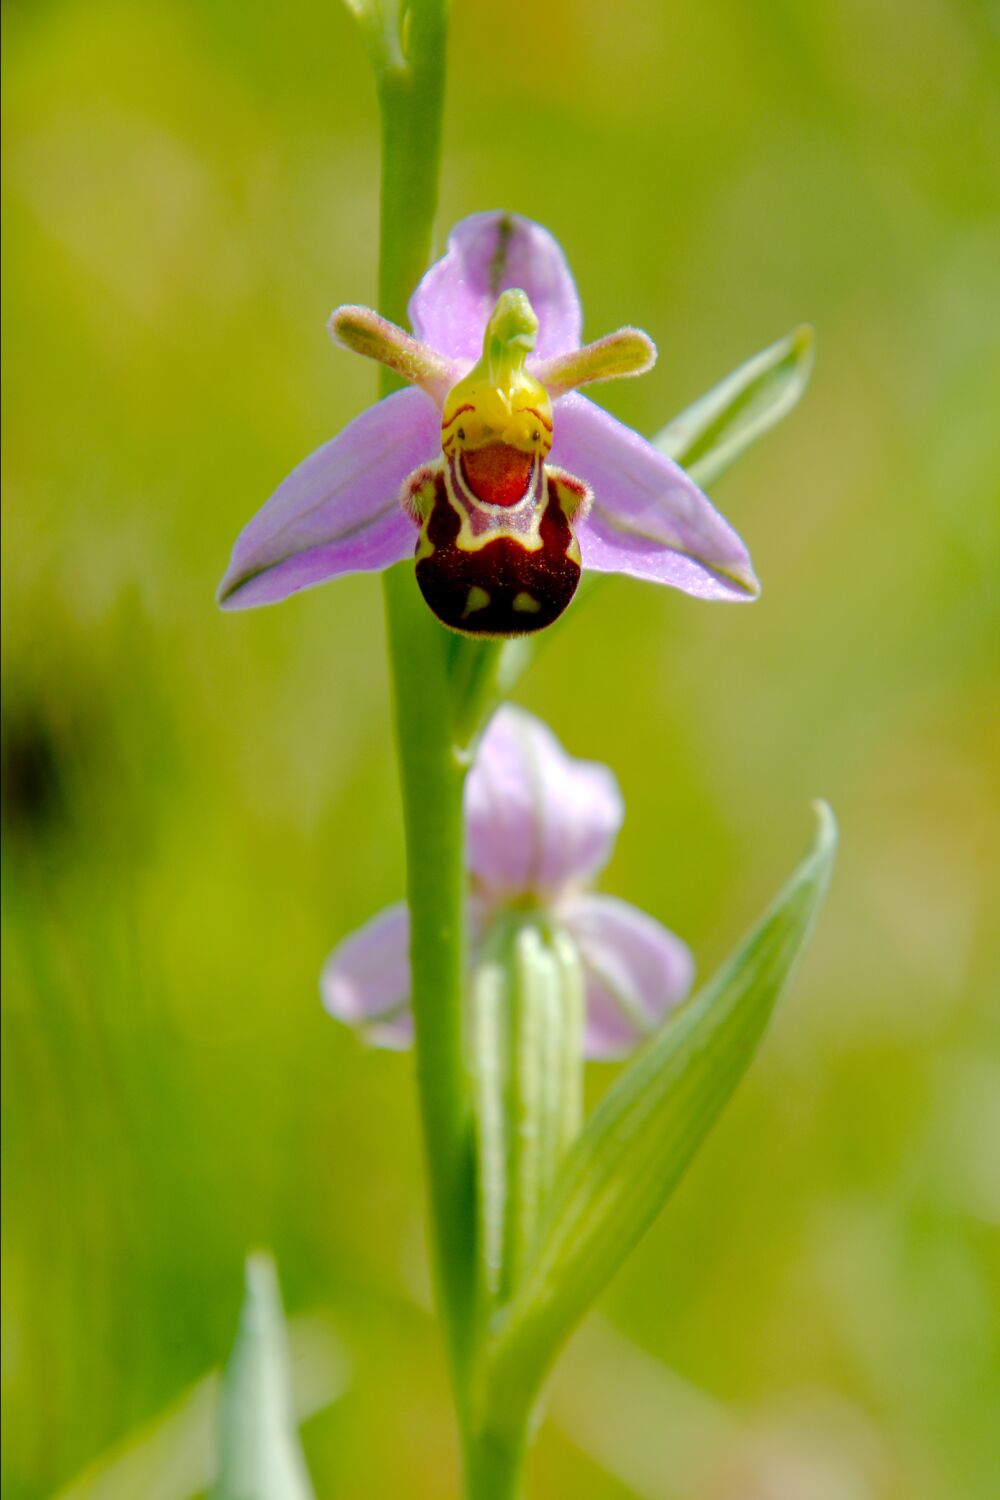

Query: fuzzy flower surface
[322,707,694,1058]
[219,212,758,635]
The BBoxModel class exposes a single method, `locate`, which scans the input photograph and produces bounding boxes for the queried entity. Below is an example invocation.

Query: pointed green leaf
[482,805,837,1424]
[655,326,814,488]
[215,1254,316,1500]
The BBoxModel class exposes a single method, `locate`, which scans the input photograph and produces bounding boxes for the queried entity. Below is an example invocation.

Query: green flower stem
[366,6,504,1492]
[368,5,530,1490]
[374,0,476,1394]
[374,2,451,331]
[383,565,477,1386]
[462,1429,527,1500]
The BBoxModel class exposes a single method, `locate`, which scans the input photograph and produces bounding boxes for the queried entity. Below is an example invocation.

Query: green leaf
[481,805,837,1426]
[654,326,814,489]
[215,1254,317,1500]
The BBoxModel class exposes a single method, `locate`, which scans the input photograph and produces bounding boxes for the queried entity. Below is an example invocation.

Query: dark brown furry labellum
[404,456,589,638]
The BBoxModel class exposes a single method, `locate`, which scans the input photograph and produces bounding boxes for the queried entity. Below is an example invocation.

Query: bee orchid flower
[218,212,759,635]
[321,706,694,1059]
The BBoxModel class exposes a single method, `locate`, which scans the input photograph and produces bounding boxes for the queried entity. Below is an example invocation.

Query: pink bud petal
[466,707,624,899]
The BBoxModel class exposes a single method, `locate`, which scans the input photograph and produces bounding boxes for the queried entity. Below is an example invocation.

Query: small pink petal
[466,707,624,899]
[559,892,694,1060]
[408,211,582,364]
[320,901,413,1049]
[218,387,439,609]
[551,393,760,601]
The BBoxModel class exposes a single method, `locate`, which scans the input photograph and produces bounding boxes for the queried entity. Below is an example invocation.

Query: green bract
[655,325,815,489]
[471,917,585,1308]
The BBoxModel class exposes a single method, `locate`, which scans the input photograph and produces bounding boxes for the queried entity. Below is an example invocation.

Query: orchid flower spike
[322,706,694,1058]
[218,212,759,636]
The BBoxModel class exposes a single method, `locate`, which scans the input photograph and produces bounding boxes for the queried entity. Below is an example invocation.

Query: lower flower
[321,706,693,1059]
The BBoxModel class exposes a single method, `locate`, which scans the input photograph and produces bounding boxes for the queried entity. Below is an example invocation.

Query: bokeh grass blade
[482,804,837,1425]
[215,1254,317,1500]
[654,326,814,489]
[52,1309,348,1500]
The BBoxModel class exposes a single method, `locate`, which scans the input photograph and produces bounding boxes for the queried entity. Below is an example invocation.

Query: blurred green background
[3,0,999,1495]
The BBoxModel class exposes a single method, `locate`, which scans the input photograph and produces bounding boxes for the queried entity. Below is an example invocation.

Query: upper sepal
[409,212,583,364]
